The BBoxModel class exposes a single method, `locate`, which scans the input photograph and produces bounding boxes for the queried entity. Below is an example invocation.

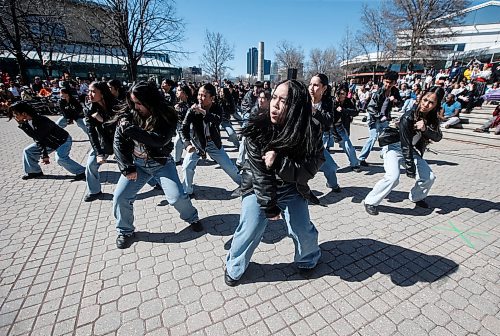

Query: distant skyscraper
[264,60,271,76]
[246,47,258,76]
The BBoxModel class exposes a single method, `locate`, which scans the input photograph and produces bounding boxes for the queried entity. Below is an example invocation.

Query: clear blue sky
[175,0,367,77]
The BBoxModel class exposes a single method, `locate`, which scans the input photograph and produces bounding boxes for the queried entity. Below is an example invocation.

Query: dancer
[56,88,88,135]
[181,83,241,196]
[84,81,121,202]
[113,81,202,249]
[225,80,324,286]
[219,87,240,148]
[8,101,85,180]
[364,86,445,215]
[308,73,341,191]
[172,85,192,165]
[358,71,401,166]
[332,88,361,172]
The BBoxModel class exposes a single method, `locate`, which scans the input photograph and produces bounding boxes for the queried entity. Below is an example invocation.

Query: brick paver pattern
[0,116,498,336]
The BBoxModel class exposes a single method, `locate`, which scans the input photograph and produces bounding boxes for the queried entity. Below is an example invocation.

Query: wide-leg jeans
[56,116,89,136]
[23,136,84,175]
[364,143,436,206]
[113,156,199,235]
[182,141,241,195]
[226,188,321,280]
[358,119,388,161]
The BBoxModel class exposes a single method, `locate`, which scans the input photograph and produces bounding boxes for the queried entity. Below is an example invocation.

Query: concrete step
[352,105,500,147]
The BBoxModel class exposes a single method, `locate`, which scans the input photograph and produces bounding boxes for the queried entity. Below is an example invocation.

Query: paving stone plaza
[0,116,499,336]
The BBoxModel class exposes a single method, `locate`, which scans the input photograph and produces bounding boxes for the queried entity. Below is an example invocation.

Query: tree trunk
[14,51,29,82]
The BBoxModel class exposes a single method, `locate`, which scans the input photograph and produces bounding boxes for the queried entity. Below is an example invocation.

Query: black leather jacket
[240,120,325,218]
[113,111,176,176]
[399,109,442,176]
[181,103,223,154]
[18,114,69,158]
[366,87,401,124]
[84,100,120,156]
[312,101,333,132]
[59,97,84,121]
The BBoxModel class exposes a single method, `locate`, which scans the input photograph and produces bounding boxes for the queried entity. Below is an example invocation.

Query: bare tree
[0,0,31,81]
[87,0,185,81]
[356,3,394,80]
[200,30,234,83]
[306,47,341,82]
[339,26,360,79]
[275,40,305,76]
[383,0,470,63]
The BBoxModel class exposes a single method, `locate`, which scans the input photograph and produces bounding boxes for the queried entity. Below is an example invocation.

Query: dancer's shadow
[426,159,459,166]
[340,186,499,215]
[189,186,239,201]
[133,213,240,244]
[238,238,459,287]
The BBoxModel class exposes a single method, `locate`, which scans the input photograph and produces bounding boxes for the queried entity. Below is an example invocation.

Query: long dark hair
[244,80,316,160]
[7,101,37,120]
[416,86,445,130]
[125,81,178,131]
[89,81,115,115]
[313,73,333,111]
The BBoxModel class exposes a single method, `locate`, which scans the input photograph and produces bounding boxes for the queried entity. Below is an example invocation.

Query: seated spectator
[483,82,500,105]
[457,82,484,113]
[473,105,500,135]
[38,83,52,97]
[439,94,461,129]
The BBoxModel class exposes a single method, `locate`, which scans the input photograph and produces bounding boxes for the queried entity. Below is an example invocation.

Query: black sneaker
[116,233,135,249]
[84,191,103,202]
[21,172,44,180]
[72,172,86,181]
[359,160,369,167]
[153,183,163,191]
[415,199,429,208]
[230,187,242,197]
[326,183,341,193]
[364,203,379,215]
[224,270,239,287]
[190,220,203,232]
[175,160,183,166]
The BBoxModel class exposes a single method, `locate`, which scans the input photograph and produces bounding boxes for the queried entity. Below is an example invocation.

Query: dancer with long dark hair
[84,81,120,202]
[309,73,341,191]
[113,81,202,249]
[225,80,324,286]
[364,86,445,215]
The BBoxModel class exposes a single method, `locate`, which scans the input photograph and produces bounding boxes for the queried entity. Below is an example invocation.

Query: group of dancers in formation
[7,70,444,286]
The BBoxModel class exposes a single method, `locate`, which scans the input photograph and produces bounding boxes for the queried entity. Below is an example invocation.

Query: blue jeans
[113,157,199,235]
[85,149,102,195]
[236,136,246,167]
[333,126,359,167]
[322,131,334,149]
[364,143,435,206]
[221,120,240,148]
[23,136,84,175]
[56,116,88,136]
[359,119,388,161]
[226,188,321,280]
[181,141,241,194]
[319,148,339,187]
[171,128,184,163]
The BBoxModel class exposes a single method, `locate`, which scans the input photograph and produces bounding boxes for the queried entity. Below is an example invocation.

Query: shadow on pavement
[133,213,241,244]
[329,186,499,215]
[238,238,459,287]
